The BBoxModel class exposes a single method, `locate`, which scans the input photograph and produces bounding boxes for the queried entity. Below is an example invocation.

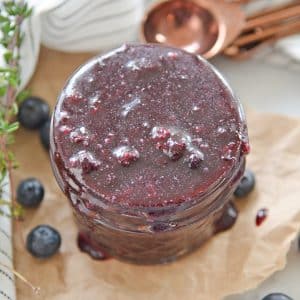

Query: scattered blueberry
[26,225,61,259]
[17,178,44,207]
[18,96,50,129]
[262,293,293,300]
[234,169,255,198]
[40,118,51,150]
[215,201,238,233]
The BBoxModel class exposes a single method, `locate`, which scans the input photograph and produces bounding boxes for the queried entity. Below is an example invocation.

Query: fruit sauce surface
[52,44,247,209]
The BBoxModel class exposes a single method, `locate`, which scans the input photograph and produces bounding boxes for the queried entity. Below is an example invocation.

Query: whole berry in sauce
[163,138,186,161]
[69,150,100,174]
[187,151,204,169]
[151,126,171,140]
[113,145,140,167]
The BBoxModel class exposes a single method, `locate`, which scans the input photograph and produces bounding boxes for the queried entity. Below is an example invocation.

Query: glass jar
[50,43,249,264]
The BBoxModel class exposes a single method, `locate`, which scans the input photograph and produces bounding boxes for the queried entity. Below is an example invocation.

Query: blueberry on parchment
[17,178,44,208]
[26,225,61,259]
[262,293,293,300]
[234,169,255,198]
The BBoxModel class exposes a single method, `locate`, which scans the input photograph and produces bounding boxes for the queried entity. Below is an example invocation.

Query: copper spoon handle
[224,22,300,58]
[225,0,251,3]
[245,0,300,19]
[244,2,300,30]
[233,17,300,46]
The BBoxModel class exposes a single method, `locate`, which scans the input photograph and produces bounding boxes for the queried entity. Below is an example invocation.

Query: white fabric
[18,0,145,89]
[0,177,15,300]
[0,1,299,299]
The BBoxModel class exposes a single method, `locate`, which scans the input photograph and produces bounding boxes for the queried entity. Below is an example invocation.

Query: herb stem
[0,0,31,219]
[4,12,24,122]
[0,262,40,294]
[0,0,34,294]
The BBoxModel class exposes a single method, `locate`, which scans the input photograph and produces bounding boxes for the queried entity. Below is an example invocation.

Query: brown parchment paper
[13,47,300,300]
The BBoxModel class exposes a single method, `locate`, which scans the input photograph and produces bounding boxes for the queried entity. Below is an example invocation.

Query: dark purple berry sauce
[52,43,248,209]
[256,208,269,226]
[77,233,109,260]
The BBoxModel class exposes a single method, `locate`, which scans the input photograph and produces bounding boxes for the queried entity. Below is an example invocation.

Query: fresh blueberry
[234,169,255,198]
[18,96,50,129]
[40,118,51,150]
[26,225,61,259]
[262,293,293,300]
[214,201,238,233]
[17,178,44,207]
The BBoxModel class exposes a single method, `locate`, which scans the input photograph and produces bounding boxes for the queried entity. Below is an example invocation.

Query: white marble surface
[214,57,300,117]
[213,57,300,299]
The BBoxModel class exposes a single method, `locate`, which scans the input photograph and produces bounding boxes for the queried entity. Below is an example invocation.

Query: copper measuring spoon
[141,0,300,59]
[224,1,300,58]
[141,0,245,59]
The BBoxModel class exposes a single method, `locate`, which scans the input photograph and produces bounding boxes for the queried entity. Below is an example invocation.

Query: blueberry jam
[50,44,249,264]
[77,233,109,260]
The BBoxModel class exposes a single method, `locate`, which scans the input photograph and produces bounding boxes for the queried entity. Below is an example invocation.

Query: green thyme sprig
[0,1,32,219]
[0,2,41,294]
